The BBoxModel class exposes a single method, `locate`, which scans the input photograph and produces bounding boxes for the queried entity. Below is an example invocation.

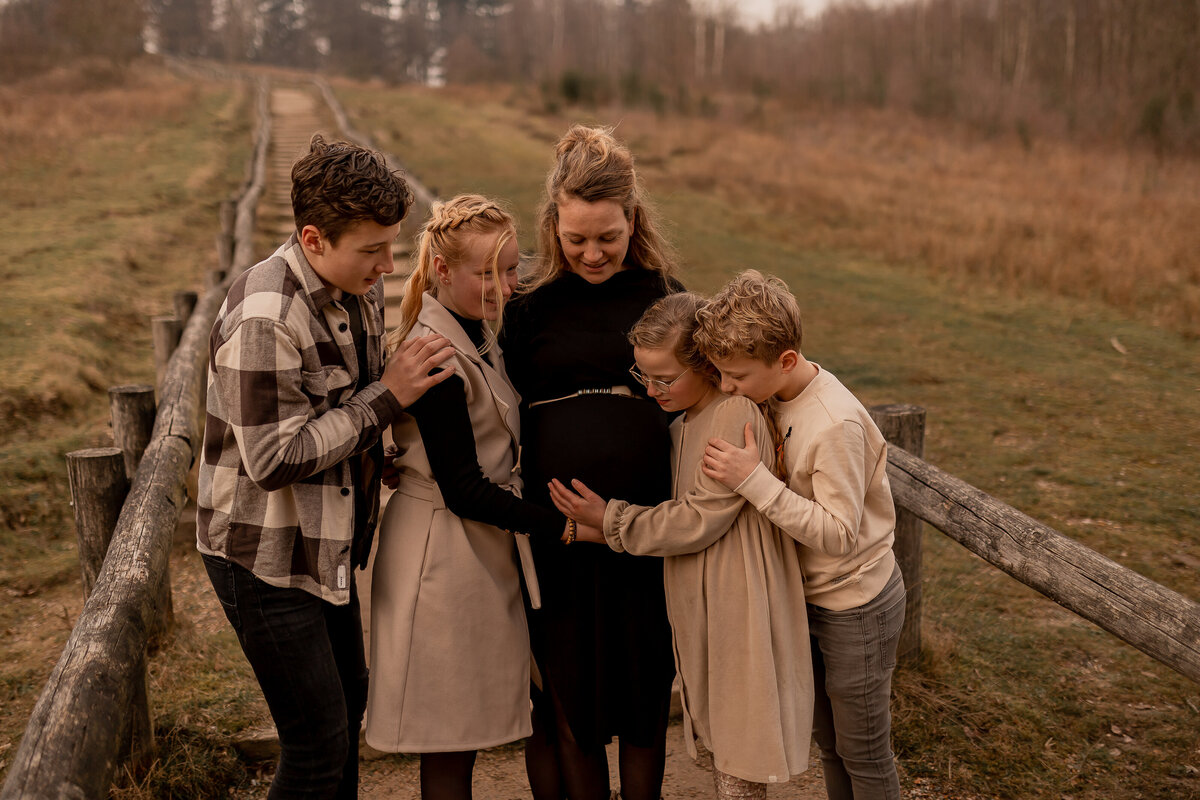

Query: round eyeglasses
[629,365,689,393]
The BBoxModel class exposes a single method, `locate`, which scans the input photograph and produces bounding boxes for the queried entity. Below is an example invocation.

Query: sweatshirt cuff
[602,499,629,553]
[735,462,785,509]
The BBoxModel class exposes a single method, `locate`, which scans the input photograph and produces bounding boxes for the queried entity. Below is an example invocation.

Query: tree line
[2,0,1197,153]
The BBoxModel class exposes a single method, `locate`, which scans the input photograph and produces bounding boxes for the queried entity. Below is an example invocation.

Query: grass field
[0,59,256,791]
[337,80,1200,798]
[1,62,1197,798]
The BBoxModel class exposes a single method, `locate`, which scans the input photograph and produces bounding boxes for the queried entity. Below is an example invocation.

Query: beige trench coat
[603,394,813,783]
[365,295,536,753]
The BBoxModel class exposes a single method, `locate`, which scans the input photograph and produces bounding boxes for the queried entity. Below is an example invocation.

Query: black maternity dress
[500,267,680,748]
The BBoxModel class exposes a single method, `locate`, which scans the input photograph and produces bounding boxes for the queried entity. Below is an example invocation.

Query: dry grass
[596,100,1200,338]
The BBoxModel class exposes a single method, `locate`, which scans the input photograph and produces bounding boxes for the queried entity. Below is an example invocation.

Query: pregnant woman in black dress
[500,125,683,800]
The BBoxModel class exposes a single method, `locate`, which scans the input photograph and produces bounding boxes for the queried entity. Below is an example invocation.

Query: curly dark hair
[290,133,414,244]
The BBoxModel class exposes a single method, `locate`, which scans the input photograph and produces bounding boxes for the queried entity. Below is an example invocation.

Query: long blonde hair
[387,194,517,353]
[525,124,678,291]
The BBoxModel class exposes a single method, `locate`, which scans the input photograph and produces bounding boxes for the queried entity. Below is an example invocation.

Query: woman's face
[555,196,634,284]
[633,345,715,414]
[436,230,520,321]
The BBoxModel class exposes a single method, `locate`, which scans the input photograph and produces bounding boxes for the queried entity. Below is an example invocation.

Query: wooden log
[66,448,128,600]
[63,447,154,774]
[173,290,198,324]
[869,404,926,667]
[151,315,182,390]
[884,445,1200,684]
[108,385,156,479]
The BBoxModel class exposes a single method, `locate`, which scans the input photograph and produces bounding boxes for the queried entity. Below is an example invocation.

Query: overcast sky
[732,0,832,26]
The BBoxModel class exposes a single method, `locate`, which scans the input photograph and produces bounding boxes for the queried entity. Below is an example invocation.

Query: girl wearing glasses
[548,292,814,800]
[499,125,682,800]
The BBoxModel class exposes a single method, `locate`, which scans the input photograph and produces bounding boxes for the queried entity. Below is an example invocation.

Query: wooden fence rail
[884,442,1200,684]
[0,77,272,800]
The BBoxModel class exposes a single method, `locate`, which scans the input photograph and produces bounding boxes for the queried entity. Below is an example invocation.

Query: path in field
[229,81,831,799]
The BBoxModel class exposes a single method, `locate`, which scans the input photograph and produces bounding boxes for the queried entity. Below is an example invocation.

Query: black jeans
[203,554,368,799]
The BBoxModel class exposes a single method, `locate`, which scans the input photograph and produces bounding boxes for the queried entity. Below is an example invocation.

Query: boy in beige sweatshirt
[695,270,905,800]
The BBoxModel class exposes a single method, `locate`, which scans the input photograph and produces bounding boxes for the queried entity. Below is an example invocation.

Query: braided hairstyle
[526,124,678,290]
[387,194,517,351]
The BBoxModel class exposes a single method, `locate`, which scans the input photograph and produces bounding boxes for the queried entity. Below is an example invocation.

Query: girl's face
[555,196,633,284]
[436,230,520,321]
[632,345,716,415]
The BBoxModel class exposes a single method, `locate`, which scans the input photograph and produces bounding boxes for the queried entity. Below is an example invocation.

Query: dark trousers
[203,554,368,800]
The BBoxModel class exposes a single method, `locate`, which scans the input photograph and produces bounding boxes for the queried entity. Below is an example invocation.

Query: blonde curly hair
[388,194,517,350]
[694,270,804,364]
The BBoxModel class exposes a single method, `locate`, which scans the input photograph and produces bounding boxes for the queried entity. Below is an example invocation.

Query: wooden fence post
[65,448,155,770]
[108,385,156,479]
[108,384,174,648]
[173,290,199,324]
[151,315,183,389]
[66,448,129,599]
[869,403,926,667]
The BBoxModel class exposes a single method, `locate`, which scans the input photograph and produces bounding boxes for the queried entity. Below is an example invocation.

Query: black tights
[525,685,667,800]
[420,750,477,800]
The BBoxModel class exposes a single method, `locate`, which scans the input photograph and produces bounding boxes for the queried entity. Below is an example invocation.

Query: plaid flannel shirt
[197,235,402,604]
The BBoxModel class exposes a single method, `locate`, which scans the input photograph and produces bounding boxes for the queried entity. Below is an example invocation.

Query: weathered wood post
[151,315,183,389]
[108,385,156,478]
[64,447,154,769]
[869,403,926,667]
[66,448,129,599]
[173,290,199,324]
[216,196,236,282]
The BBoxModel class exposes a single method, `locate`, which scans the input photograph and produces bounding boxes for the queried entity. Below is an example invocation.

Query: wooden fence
[2,76,1198,800]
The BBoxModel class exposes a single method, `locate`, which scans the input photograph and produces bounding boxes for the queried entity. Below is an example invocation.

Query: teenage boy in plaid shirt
[197,134,455,798]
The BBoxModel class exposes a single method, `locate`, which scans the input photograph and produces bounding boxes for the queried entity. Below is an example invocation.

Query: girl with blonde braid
[366,194,572,800]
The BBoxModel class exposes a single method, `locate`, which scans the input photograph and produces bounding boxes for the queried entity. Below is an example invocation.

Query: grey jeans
[808,564,906,800]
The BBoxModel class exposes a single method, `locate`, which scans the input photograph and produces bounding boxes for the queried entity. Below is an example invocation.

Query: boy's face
[710,353,791,404]
[302,219,402,298]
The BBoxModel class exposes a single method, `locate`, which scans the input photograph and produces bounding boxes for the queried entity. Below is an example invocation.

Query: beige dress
[603,394,813,783]
[365,295,536,753]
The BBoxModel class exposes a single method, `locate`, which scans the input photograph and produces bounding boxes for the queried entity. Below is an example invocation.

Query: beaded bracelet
[565,518,578,545]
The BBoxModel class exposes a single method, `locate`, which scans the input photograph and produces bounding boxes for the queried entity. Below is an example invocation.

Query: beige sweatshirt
[734,365,896,611]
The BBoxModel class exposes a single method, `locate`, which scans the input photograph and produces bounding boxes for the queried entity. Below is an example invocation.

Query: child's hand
[701,422,761,489]
[575,523,605,544]
[548,478,607,529]
[380,443,401,490]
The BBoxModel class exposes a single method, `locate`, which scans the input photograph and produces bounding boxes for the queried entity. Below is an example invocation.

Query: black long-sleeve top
[405,308,566,540]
